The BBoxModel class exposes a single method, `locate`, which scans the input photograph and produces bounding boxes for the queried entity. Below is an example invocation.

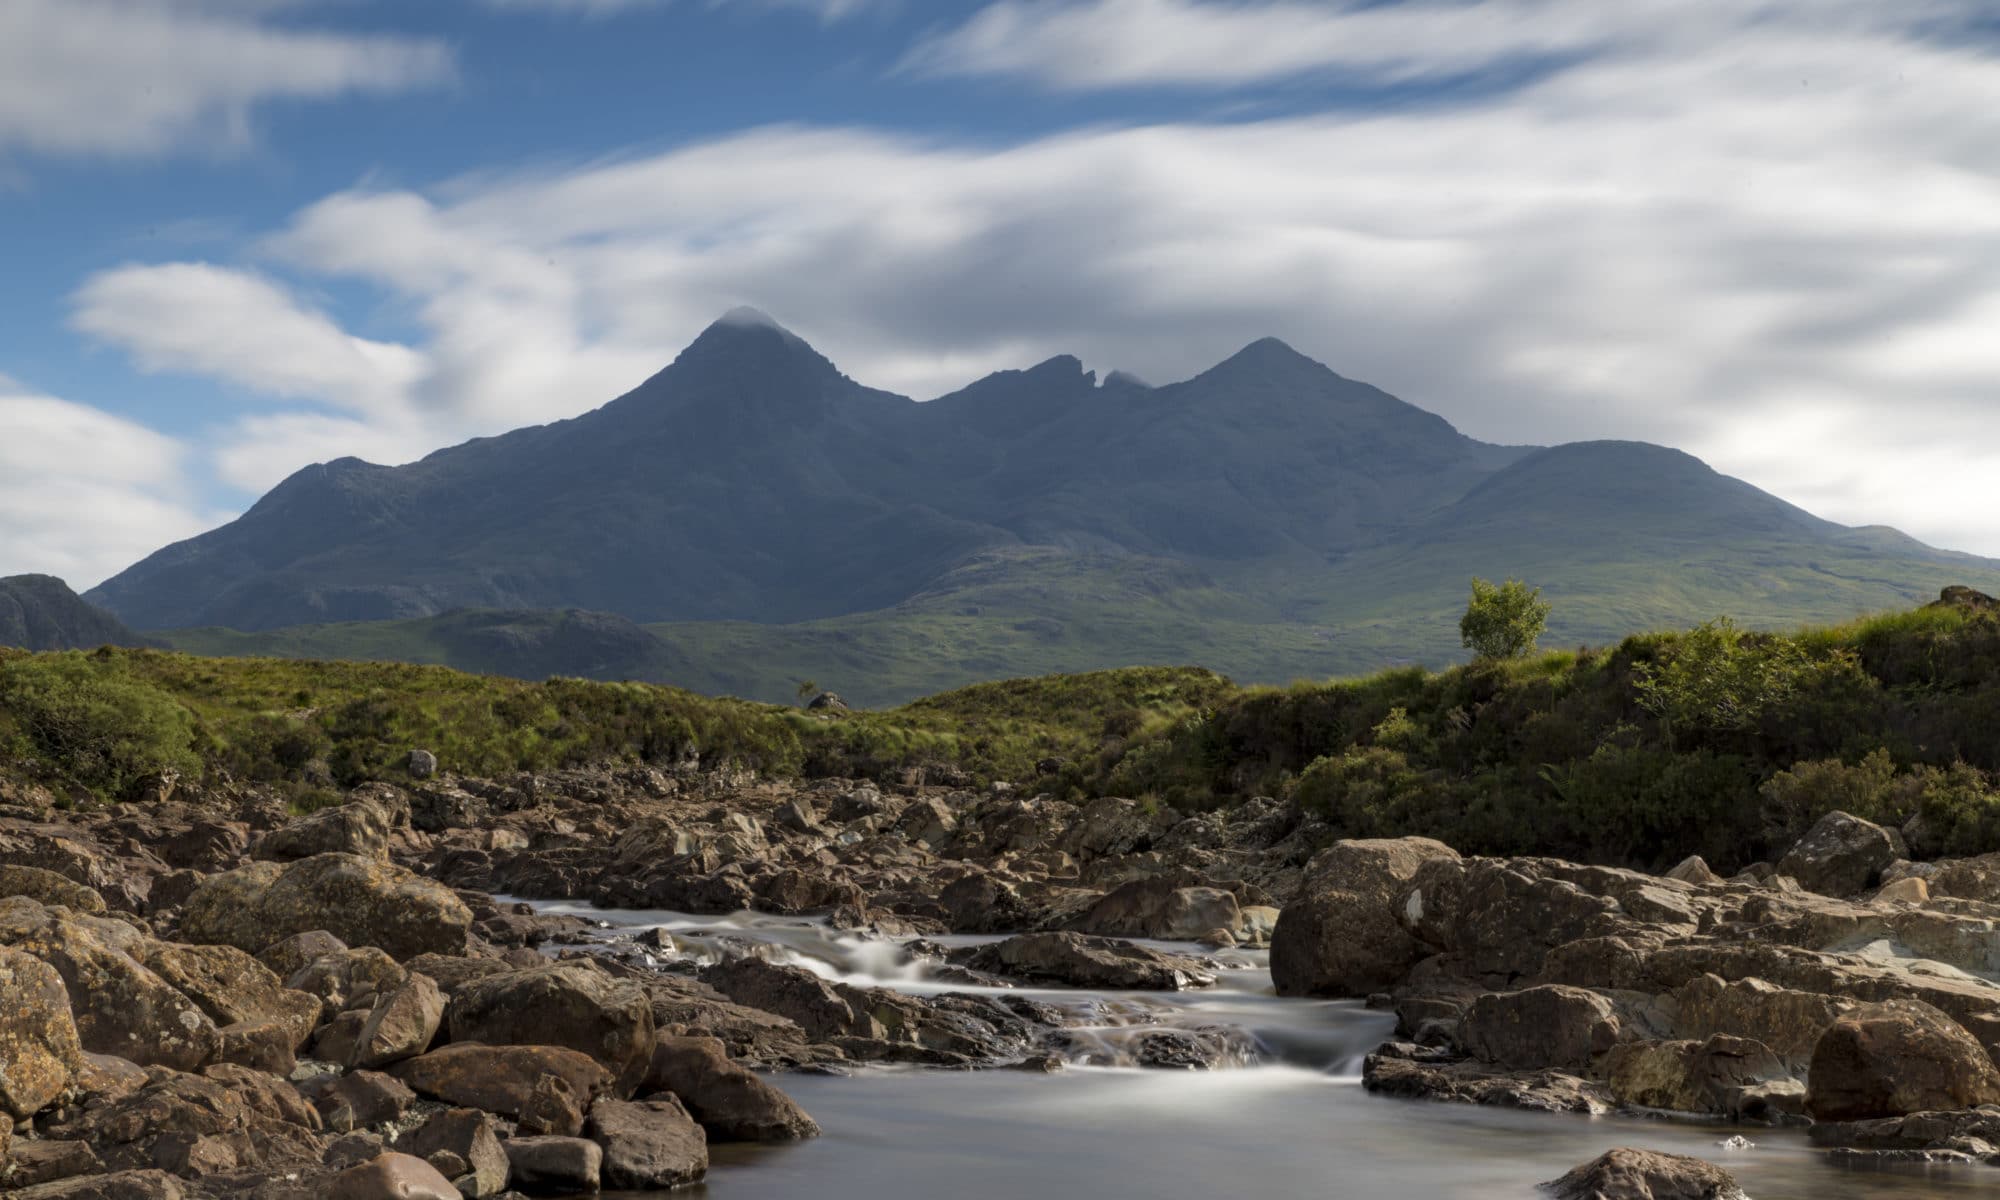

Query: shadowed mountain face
[88,312,2000,704]
[0,576,157,651]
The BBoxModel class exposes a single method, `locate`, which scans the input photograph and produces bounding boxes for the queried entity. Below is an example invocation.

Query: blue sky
[5,0,2000,586]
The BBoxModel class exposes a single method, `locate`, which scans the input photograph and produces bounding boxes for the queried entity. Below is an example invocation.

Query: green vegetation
[0,650,200,799]
[1460,577,1551,661]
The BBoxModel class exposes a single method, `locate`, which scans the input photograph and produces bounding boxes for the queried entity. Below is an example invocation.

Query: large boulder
[389,1044,611,1136]
[643,1035,819,1142]
[1601,1035,1799,1119]
[1394,856,1639,981]
[0,1171,190,1198]
[63,1067,325,1178]
[502,1136,601,1194]
[182,854,471,960]
[324,1152,459,1200]
[584,1096,708,1190]
[1776,811,1907,897]
[1270,837,1460,996]
[132,943,320,1055]
[0,944,85,1119]
[1068,876,1242,942]
[252,798,401,863]
[1805,999,2000,1121]
[350,972,446,1070]
[1542,1147,1747,1200]
[0,864,109,913]
[394,1108,509,1199]
[1460,985,1621,1071]
[445,962,655,1095]
[962,932,1215,991]
[285,948,408,1023]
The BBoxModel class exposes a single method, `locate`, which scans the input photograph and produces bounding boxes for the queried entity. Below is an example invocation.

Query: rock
[501,1136,602,1194]
[394,1108,509,1199]
[0,1171,190,1198]
[0,944,85,1118]
[3,1138,104,1189]
[963,932,1214,991]
[253,800,401,864]
[1775,810,1907,897]
[1874,875,1929,904]
[642,1035,819,1142]
[1805,998,2000,1121]
[584,1096,708,1189]
[286,948,408,1022]
[324,1152,459,1200]
[255,931,348,981]
[407,750,439,781]
[1362,1043,1612,1114]
[1663,856,1721,886]
[63,1067,324,1178]
[182,854,472,961]
[0,902,220,1071]
[295,1071,416,1133]
[350,972,445,1070]
[805,692,847,712]
[0,864,109,913]
[1602,1035,1799,1119]
[1541,1147,1747,1199]
[401,953,510,997]
[1069,876,1241,942]
[134,943,319,1055]
[388,1044,611,1136]
[1460,986,1620,1071]
[1271,837,1460,997]
[445,962,654,1095]
[937,871,1030,933]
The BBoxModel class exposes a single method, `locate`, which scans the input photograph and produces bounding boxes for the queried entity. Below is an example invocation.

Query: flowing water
[523,900,2000,1199]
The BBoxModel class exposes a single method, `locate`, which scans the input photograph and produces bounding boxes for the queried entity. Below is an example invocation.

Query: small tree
[795,678,819,703]
[1460,577,1551,661]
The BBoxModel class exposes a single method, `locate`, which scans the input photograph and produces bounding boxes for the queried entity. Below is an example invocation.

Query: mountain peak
[712,305,794,335]
[1198,336,1336,383]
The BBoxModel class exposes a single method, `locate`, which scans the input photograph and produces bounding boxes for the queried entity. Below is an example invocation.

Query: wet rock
[963,932,1215,991]
[501,1136,601,1195]
[349,972,445,1070]
[295,1071,416,1133]
[642,1035,819,1142]
[1805,998,2000,1121]
[0,943,85,1119]
[394,1108,509,1199]
[1807,1107,2000,1154]
[445,962,655,1095]
[1775,811,1906,898]
[1602,1035,1800,1119]
[183,854,472,961]
[0,864,108,913]
[584,1096,708,1190]
[388,1044,611,1136]
[1461,986,1619,1072]
[1361,1043,1612,1114]
[252,800,401,864]
[1069,876,1241,942]
[1271,837,1460,997]
[324,1151,459,1200]
[1542,1147,1747,1200]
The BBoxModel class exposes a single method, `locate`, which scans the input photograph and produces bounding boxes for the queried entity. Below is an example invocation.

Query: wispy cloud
[0,0,452,160]
[481,0,889,20]
[65,0,2000,557]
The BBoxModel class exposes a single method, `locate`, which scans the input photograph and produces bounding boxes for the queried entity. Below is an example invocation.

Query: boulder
[1662,856,1721,886]
[388,1044,611,1136]
[643,1035,819,1142]
[1805,999,2000,1121]
[252,799,401,864]
[1775,811,1907,897]
[1069,876,1241,942]
[394,1108,509,1199]
[255,930,348,981]
[3,1138,104,1189]
[349,972,445,1070]
[63,1067,325,1178]
[324,1152,459,1200]
[407,750,439,780]
[963,932,1215,991]
[0,864,108,913]
[1602,1035,1799,1119]
[0,1171,190,1198]
[182,854,471,961]
[445,962,655,1095]
[285,948,408,1022]
[502,1136,601,1194]
[1542,1148,1747,1200]
[295,1070,416,1133]
[1461,985,1620,1071]
[1270,837,1460,997]
[584,1096,709,1190]
[133,943,319,1053]
[0,944,85,1118]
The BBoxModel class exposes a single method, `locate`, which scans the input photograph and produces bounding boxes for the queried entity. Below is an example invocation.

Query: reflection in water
[522,900,2000,1199]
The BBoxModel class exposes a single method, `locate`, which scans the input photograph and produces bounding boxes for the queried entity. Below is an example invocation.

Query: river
[522,901,2000,1199]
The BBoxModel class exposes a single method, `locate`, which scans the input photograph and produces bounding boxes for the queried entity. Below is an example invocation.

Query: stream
[522,900,2000,1199]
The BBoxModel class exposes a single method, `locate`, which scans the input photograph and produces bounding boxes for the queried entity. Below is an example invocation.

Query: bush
[0,652,200,799]
[1460,577,1551,661]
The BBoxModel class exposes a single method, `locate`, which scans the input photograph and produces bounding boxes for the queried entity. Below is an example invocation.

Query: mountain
[0,576,158,651]
[90,311,2000,704]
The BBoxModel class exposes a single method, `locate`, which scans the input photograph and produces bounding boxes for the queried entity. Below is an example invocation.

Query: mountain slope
[0,576,158,651]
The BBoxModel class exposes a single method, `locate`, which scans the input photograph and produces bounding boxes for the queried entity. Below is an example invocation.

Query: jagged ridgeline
[7,591,2000,875]
[84,310,2000,706]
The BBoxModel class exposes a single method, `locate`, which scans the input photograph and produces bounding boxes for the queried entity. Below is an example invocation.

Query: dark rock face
[1805,999,2000,1121]
[296,1071,416,1133]
[584,1096,709,1190]
[1541,1147,1746,1199]
[1460,986,1621,1071]
[963,932,1215,991]
[181,854,471,961]
[1271,837,1460,996]
[1776,811,1907,897]
[643,1035,819,1142]
[502,1135,602,1194]
[394,1108,509,1200]
[0,575,155,651]
[445,962,656,1095]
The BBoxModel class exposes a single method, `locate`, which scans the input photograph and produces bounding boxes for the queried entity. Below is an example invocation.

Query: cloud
[0,0,452,159]
[481,0,886,20]
[0,383,216,589]
[68,0,2000,558]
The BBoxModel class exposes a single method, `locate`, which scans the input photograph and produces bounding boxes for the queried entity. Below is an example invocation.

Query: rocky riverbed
[6,763,2000,1196]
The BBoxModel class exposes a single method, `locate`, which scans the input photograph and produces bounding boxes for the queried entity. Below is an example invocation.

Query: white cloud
[66,0,2000,559]
[0,384,216,589]
[0,0,452,159]
[481,0,886,20]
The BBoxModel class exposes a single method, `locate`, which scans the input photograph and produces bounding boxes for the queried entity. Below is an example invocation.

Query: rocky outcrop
[1541,1147,1747,1199]
[962,932,1215,991]
[1271,837,1460,996]
[182,854,470,960]
[1805,999,2000,1121]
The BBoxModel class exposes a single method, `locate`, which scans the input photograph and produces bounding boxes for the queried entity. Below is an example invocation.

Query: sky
[4,0,2000,589]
